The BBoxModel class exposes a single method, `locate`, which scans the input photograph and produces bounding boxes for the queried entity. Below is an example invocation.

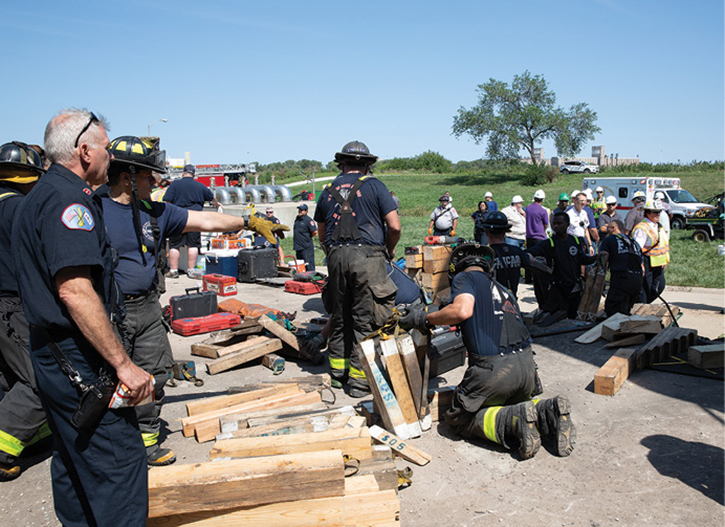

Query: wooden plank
[421,272,449,292]
[181,389,310,439]
[190,342,222,359]
[147,450,345,518]
[405,253,423,268]
[343,489,400,527]
[369,424,431,466]
[422,245,452,261]
[575,312,630,344]
[261,353,285,374]
[423,258,448,274]
[586,270,607,315]
[354,445,399,492]
[245,405,357,428]
[185,384,299,417]
[379,338,421,436]
[604,334,646,348]
[427,386,456,422]
[210,427,373,461]
[688,343,725,370]
[148,497,345,527]
[206,338,283,375]
[631,303,680,328]
[618,316,662,333]
[259,315,300,352]
[357,338,418,440]
[218,402,328,434]
[228,374,332,394]
[396,334,423,418]
[594,348,637,396]
[345,415,367,428]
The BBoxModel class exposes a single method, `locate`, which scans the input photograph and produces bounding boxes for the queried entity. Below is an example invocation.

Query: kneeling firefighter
[400,243,576,459]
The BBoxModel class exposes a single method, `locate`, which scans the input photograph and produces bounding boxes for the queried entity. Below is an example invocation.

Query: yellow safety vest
[632,220,670,267]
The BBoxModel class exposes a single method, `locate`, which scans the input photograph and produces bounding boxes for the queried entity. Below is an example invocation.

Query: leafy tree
[452,71,600,165]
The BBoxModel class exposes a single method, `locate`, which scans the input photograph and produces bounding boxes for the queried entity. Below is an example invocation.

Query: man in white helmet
[632,200,670,303]
[592,186,606,217]
[502,195,526,249]
[654,191,671,236]
[624,191,646,234]
[484,191,498,212]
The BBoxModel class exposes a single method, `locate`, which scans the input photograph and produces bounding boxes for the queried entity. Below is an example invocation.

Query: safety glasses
[74,112,99,148]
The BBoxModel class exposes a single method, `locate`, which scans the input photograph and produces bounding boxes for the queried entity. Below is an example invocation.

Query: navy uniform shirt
[12,164,115,330]
[599,233,643,273]
[387,261,422,305]
[452,270,528,356]
[527,235,596,286]
[163,177,214,212]
[0,186,24,297]
[490,242,530,297]
[293,214,317,251]
[313,174,396,247]
[101,196,188,295]
[596,210,624,241]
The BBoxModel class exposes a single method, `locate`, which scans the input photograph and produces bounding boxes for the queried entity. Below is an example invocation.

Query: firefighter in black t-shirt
[527,211,597,319]
[599,219,643,317]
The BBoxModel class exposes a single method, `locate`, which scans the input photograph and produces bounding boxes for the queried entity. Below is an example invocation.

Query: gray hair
[44,108,110,165]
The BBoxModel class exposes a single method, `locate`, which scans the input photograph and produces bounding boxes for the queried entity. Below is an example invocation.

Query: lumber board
[358,339,418,440]
[575,312,629,344]
[586,270,607,315]
[192,334,271,359]
[422,245,452,261]
[218,402,329,434]
[219,412,354,440]
[618,316,662,333]
[355,445,399,492]
[245,405,357,428]
[594,348,637,396]
[210,427,373,461]
[405,253,423,268]
[259,315,300,352]
[206,338,283,375]
[637,327,698,368]
[423,258,449,274]
[260,353,285,374]
[576,269,596,316]
[421,271,449,292]
[396,333,424,419]
[604,334,646,348]
[228,373,331,394]
[631,303,680,327]
[345,415,368,428]
[687,343,725,370]
[181,389,312,440]
[343,488,400,526]
[148,497,345,527]
[379,338,421,436]
[185,384,299,417]
[427,386,456,422]
[147,450,345,519]
[369,425,431,466]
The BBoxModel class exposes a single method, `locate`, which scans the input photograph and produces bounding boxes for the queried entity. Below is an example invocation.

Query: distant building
[522,146,640,168]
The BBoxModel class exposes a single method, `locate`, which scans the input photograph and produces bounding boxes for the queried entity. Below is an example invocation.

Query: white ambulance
[582,176,713,229]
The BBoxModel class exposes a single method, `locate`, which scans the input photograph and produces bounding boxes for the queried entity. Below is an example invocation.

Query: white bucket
[288,259,306,273]
[718,245,725,256]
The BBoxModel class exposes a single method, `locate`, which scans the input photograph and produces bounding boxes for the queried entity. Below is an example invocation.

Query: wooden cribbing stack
[405,244,452,294]
[576,264,606,322]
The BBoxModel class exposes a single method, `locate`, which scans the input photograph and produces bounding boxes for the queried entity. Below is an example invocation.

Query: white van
[582,176,713,229]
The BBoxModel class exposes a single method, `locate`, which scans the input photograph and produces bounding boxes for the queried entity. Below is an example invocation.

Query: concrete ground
[1,275,723,527]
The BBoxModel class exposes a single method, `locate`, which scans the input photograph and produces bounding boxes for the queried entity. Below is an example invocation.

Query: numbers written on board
[379,433,405,451]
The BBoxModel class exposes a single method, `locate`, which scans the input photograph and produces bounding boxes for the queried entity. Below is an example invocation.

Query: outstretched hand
[247,215,290,244]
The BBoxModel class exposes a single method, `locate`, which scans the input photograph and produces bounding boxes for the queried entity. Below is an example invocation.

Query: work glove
[247,215,290,245]
[428,227,433,235]
[399,307,431,333]
[450,229,456,236]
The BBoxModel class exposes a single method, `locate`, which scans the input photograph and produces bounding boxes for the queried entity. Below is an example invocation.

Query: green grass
[282,169,725,287]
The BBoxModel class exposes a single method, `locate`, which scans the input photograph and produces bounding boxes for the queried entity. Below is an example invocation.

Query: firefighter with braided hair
[401,243,576,460]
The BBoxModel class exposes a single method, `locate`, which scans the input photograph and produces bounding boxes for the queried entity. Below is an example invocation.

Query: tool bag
[168,287,217,322]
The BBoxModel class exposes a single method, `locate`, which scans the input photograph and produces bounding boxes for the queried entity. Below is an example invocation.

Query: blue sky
[2,0,722,165]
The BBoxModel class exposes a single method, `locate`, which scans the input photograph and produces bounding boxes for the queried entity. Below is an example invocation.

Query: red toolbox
[202,273,238,297]
[284,280,323,295]
[171,312,242,336]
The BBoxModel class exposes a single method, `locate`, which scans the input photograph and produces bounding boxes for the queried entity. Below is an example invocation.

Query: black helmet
[481,211,511,231]
[334,140,378,166]
[109,136,166,174]
[448,243,495,281]
[0,141,46,184]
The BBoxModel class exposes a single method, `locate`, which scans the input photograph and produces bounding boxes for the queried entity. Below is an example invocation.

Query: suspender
[327,176,370,242]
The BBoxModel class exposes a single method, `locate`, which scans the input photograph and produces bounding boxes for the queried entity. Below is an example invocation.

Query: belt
[469,345,528,363]
[123,289,154,301]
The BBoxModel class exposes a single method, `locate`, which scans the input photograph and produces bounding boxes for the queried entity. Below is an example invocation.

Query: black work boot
[500,401,541,460]
[146,444,177,467]
[534,395,576,457]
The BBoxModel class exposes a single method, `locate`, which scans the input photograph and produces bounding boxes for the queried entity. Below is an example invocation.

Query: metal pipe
[214,188,232,205]
[271,185,293,202]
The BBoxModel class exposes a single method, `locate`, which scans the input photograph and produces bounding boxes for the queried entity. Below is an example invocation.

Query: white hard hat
[584,189,593,200]
[512,195,523,204]
[644,199,663,212]
[571,190,580,198]
[654,191,666,199]
[534,189,545,200]
[484,191,493,198]
[632,190,646,201]
[605,196,617,205]
[596,186,604,192]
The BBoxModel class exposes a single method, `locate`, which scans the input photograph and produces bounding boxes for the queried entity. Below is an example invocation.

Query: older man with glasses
[12,108,154,526]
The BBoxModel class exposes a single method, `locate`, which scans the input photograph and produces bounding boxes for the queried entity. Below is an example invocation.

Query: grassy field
[281,169,725,288]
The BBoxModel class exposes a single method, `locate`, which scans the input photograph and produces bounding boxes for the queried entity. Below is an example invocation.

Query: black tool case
[428,330,467,377]
[238,247,278,283]
[169,287,218,322]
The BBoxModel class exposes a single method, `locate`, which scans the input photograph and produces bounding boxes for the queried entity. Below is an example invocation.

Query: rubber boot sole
[147,447,177,467]
[517,402,541,460]
[0,463,21,481]
[551,395,576,457]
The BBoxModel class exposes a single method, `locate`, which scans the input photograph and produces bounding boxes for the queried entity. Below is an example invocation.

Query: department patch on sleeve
[61,204,95,231]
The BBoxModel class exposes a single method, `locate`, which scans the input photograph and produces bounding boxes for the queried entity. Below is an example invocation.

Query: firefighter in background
[0,142,51,480]
[632,199,670,303]
[592,186,607,217]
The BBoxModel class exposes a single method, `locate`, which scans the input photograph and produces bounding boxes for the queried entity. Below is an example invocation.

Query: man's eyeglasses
[74,113,99,148]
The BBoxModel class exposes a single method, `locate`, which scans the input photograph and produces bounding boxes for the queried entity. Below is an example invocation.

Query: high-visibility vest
[632,220,670,267]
